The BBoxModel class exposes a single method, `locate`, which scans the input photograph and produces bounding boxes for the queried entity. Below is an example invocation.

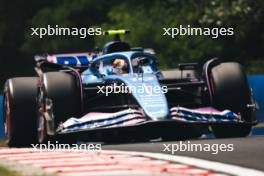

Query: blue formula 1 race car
[3,30,258,147]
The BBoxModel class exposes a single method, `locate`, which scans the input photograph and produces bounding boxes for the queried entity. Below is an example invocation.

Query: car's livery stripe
[57,109,146,133]
[0,148,262,176]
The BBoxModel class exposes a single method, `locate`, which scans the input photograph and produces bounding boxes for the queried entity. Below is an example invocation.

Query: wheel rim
[37,91,46,143]
[4,92,11,144]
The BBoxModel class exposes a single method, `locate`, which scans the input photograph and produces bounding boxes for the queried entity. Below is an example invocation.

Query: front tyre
[209,62,254,138]
[3,77,38,147]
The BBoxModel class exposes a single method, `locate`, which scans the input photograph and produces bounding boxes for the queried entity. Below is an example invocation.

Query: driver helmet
[113,58,128,74]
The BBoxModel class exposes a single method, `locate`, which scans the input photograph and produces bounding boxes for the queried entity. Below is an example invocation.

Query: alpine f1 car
[3,30,258,147]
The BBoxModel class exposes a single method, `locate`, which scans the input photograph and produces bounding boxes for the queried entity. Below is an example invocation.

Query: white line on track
[103,150,264,176]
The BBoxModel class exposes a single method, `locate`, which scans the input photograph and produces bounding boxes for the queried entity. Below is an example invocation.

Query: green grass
[0,166,19,176]
[256,122,264,127]
[0,140,6,147]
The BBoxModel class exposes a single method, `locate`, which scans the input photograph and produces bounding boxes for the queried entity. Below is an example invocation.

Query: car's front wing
[57,106,249,135]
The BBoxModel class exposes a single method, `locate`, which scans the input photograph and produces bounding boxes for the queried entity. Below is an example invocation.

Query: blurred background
[0,0,264,137]
[0,0,264,90]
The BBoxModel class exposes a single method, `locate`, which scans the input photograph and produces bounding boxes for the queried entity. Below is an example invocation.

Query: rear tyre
[37,72,81,144]
[209,62,253,138]
[3,77,38,147]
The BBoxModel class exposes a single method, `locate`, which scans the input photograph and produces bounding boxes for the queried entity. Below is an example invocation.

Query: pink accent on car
[82,112,114,121]
[47,55,56,63]
[194,107,220,113]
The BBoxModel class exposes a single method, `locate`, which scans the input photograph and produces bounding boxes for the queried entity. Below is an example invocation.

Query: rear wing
[35,52,100,67]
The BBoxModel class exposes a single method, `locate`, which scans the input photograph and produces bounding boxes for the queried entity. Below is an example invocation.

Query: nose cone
[142,95,169,120]
[126,75,169,120]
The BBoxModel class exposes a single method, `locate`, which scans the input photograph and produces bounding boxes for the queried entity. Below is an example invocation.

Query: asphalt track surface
[103,127,264,171]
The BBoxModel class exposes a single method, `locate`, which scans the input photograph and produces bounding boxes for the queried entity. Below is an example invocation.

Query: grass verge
[0,139,6,147]
[256,122,264,127]
[0,166,19,176]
